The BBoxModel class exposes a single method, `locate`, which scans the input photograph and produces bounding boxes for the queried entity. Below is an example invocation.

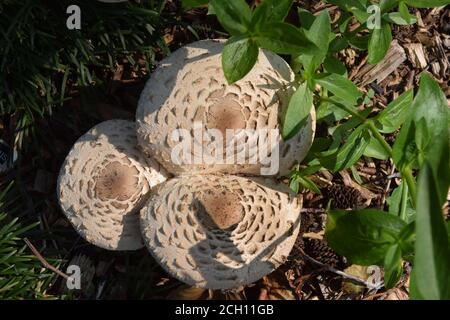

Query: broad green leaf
[324,56,348,76]
[325,209,407,265]
[282,82,313,140]
[406,74,449,204]
[447,221,450,240]
[387,181,416,223]
[316,73,362,105]
[222,36,258,84]
[298,164,323,176]
[293,10,331,73]
[383,12,417,25]
[324,0,367,12]
[298,8,315,29]
[398,221,415,254]
[256,22,316,55]
[393,121,418,173]
[210,0,252,35]
[329,36,349,52]
[411,162,450,300]
[298,176,321,194]
[380,0,400,12]
[383,244,403,289]
[376,89,414,133]
[348,34,370,50]
[251,0,293,29]
[182,0,209,9]
[290,178,300,193]
[363,135,390,160]
[399,2,414,23]
[319,125,371,172]
[405,0,450,8]
[317,101,349,122]
[368,22,392,64]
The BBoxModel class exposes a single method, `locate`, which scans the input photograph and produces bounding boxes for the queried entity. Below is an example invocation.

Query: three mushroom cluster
[57,40,316,290]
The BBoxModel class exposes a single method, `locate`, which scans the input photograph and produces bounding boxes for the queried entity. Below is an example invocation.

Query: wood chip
[404,43,428,69]
[355,41,406,86]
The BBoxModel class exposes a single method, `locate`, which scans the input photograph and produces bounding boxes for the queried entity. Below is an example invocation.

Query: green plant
[0,183,59,299]
[0,0,166,150]
[183,0,450,299]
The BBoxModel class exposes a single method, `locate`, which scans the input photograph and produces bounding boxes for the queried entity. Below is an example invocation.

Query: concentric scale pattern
[57,120,168,250]
[140,174,302,289]
[136,39,315,176]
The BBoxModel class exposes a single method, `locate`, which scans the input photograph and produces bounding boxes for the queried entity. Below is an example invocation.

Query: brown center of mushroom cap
[94,161,139,201]
[206,98,246,139]
[195,189,244,230]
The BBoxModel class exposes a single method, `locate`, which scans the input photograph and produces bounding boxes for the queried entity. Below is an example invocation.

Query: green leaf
[256,22,316,55]
[368,22,392,64]
[298,176,321,194]
[325,209,407,265]
[396,74,450,204]
[383,244,403,289]
[324,0,367,12]
[298,8,315,29]
[363,135,390,160]
[411,162,450,300]
[348,34,370,50]
[376,89,414,133]
[323,56,348,76]
[380,0,400,12]
[383,12,417,25]
[320,125,371,172]
[405,0,450,8]
[210,0,252,35]
[387,181,416,223]
[221,36,258,84]
[289,177,300,193]
[282,82,313,140]
[182,0,209,9]
[251,0,293,29]
[392,120,418,170]
[316,73,362,105]
[293,10,331,73]
[399,2,414,23]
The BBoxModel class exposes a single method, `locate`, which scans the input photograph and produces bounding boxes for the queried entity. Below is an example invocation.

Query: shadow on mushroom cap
[136,39,316,177]
[140,174,302,290]
[187,203,301,290]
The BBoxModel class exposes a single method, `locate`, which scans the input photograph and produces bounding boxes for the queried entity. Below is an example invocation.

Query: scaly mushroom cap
[136,39,315,176]
[57,120,168,251]
[140,174,301,290]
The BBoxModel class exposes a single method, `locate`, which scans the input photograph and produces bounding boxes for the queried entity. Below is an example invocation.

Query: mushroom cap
[57,120,168,251]
[140,174,302,290]
[136,39,315,177]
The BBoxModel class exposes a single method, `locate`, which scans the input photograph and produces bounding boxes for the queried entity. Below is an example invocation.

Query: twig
[381,163,397,206]
[300,249,383,290]
[24,238,69,280]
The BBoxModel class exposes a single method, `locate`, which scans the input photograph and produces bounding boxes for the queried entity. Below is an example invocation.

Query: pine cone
[322,185,363,209]
[304,238,342,268]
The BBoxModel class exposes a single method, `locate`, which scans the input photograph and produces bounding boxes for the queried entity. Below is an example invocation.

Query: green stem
[402,168,417,207]
[367,121,417,206]
[320,97,366,122]
[399,181,409,221]
[318,96,418,206]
